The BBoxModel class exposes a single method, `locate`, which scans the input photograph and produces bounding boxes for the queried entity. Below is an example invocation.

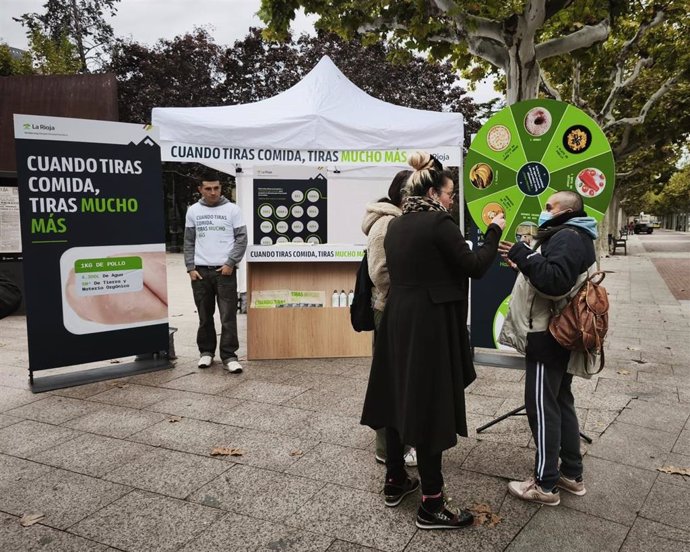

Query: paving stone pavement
[0,230,688,551]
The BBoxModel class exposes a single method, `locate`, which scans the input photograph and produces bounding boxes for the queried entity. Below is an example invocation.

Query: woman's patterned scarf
[402,195,446,214]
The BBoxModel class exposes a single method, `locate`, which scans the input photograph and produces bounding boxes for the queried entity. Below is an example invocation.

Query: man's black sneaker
[384,476,420,507]
[416,497,474,530]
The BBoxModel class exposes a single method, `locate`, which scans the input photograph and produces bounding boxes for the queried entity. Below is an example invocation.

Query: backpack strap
[584,347,605,375]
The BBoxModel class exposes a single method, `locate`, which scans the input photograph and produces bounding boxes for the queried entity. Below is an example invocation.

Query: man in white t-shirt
[184,172,247,372]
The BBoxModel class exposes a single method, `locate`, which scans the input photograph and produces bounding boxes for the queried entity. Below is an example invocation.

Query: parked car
[634,222,653,234]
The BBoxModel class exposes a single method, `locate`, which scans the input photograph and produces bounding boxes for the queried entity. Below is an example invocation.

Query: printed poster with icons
[465,99,615,349]
[253,174,327,245]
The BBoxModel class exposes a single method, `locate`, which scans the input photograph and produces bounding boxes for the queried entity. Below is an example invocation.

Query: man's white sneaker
[198,355,213,368]
[375,448,417,466]
[508,478,560,506]
[223,360,243,374]
[557,474,586,496]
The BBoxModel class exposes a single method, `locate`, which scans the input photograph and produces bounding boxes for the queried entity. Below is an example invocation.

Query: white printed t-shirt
[185,201,245,267]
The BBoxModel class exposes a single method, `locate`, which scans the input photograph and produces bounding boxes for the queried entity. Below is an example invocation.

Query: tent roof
[152,56,462,151]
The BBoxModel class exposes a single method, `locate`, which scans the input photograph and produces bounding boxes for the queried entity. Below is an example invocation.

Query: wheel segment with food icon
[464,99,615,239]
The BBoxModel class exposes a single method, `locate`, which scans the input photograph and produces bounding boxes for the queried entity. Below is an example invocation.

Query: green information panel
[465,99,615,241]
[467,99,615,351]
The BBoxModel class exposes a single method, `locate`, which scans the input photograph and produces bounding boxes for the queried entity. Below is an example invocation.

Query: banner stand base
[472,348,524,370]
[29,358,172,394]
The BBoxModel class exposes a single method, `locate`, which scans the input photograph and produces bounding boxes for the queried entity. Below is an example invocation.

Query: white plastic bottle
[339,290,347,307]
[331,290,339,307]
[347,289,354,307]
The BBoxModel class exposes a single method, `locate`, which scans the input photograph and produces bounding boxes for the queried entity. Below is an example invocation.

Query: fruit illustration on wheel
[464,99,615,237]
[470,163,494,189]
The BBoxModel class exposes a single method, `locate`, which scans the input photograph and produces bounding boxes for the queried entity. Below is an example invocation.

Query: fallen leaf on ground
[168,416,182,423]
[210,447,245,457]
[20,513,44,527]
[469,503,502,528]
[617,369,631,375]
[289,450,304,457]
[657,466,690,476]
[625,347,640,351]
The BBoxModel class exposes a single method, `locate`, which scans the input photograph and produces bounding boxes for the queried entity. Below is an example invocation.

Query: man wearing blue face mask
[497,191,598,506]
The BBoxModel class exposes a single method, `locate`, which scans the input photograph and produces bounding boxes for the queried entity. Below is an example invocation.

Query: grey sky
[0,0,317,48]
[1,0,499,102]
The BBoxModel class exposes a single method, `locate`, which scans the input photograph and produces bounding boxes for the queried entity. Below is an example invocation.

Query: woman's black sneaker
[416,496,474,529]
[384,476,420,507]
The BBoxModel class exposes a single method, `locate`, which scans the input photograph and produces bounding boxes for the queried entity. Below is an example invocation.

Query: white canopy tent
[152,56,465,292]
[152,55,463,166]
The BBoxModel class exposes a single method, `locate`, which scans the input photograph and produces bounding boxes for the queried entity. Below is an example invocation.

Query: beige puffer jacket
[498,254,599,379]
[361,201,402,312]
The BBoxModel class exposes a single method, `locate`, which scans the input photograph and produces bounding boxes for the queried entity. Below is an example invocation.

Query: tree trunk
[598,205,611,259]
[505,37,540,104]
[70,0,88,73]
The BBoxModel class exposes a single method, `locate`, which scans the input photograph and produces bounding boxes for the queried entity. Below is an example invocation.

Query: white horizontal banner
[247,244,365,263]
[14,115,158,146]
[160,142,461,167]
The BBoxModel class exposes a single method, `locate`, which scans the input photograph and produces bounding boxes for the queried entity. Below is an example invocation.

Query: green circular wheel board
[464,99,615,240]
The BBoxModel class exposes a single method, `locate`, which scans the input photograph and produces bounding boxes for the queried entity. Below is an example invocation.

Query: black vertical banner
[13,115,168,372]
[469,222,517,349]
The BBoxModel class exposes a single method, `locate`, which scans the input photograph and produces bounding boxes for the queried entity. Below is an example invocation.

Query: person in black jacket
[361,152,505,529]
[0,272,22,319]
[498,191,598,506]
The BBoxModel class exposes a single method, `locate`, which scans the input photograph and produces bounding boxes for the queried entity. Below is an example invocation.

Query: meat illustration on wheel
[524,107,552,136]
[576,168,606,198]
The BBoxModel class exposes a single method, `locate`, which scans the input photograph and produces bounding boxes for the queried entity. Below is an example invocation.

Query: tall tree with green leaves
[109,28,225,123]
[260,0,690,233]
[1,31,81,75]
[14,0,120,72]
[538,1,690,216]
[650,164,690,215]
[0,44,34,76]
[260,0,618,104]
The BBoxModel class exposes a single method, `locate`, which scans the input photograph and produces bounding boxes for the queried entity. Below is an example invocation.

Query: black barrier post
[476,404,593,444]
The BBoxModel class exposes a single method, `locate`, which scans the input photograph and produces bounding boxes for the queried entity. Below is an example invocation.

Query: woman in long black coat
[361,152,504,530]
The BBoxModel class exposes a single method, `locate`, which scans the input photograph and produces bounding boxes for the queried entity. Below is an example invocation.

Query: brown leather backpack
[549,271,609,373]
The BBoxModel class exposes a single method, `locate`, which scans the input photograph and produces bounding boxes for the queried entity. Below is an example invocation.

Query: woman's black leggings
[385,427,443,495]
